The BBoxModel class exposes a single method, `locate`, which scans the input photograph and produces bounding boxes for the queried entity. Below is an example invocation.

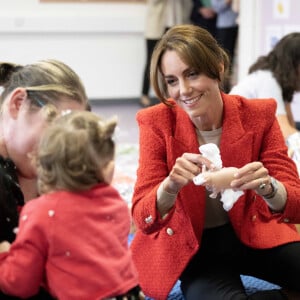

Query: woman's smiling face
[161,50,223,130]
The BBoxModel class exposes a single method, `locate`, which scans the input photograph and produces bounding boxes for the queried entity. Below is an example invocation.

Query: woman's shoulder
[136,102,179,123]
[225,93,277,119]
[248,70,277,83]
[230,70,280,99]
[231,70,274,86]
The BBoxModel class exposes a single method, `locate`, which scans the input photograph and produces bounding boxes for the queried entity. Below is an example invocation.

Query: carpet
[112,143,139,207]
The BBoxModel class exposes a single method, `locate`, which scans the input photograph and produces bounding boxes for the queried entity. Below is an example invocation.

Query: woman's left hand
[230,161,271,195]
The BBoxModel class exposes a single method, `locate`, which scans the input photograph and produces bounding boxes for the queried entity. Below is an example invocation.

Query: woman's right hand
[199,7,216,19]
[164,152,213,194]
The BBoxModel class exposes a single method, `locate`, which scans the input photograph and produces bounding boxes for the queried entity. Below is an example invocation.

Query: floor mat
[112,143,139,207]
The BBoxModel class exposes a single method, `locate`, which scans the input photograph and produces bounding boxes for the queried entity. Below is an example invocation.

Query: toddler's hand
[0,241,10,253]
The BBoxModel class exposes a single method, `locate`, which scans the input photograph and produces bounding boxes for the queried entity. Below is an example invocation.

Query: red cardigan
[131,93,300,300]
[0,183,138,300]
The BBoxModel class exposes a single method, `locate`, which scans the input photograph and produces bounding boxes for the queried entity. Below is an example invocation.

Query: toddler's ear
[102,160,115,185]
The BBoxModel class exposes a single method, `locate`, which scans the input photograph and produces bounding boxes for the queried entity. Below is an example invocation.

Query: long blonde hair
[36,111,117,194]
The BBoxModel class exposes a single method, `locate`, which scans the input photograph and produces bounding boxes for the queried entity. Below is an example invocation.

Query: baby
[193,143,243,211]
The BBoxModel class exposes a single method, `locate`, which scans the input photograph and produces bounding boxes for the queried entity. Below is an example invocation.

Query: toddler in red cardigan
[0,111,144,300]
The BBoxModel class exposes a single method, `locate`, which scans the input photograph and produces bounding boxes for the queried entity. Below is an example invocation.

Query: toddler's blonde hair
[36,111,117,194]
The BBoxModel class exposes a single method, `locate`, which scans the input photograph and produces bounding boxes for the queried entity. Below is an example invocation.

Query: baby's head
[36,110,117,194]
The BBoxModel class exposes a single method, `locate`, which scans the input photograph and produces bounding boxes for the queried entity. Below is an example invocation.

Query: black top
[0,156,24,243]
[0,156,55,299]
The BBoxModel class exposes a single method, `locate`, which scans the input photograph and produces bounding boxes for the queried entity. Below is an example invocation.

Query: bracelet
[162,177,179,195]
[262,177,278,199]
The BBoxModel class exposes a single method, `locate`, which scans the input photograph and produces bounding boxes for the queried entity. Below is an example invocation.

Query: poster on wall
[265,26,283,53]
[264,0,300,53]
[261,0,300,54]
[260,0,300,121]
[273,0,290,19]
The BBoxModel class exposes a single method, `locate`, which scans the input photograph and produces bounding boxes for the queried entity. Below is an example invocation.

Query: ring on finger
[259,182,266,190]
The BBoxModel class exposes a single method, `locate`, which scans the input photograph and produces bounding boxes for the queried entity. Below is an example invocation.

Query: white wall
[236,0,261,81]
[0,0,271,101]
[0,0,146,100]
[2,0,299,109]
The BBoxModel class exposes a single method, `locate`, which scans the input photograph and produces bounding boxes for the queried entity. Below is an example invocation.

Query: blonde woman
[0,111,143,300]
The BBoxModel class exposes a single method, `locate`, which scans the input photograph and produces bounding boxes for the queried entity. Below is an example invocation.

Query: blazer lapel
[168,105,200,167]
[220,94,254,168]
[165,96,254,169]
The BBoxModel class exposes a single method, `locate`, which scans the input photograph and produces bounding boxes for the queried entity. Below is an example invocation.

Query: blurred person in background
[211,0,239,92]
[190,0,217,38]
[140,0,192,107]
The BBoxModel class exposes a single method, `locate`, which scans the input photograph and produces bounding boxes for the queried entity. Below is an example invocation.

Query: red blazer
[131,93,300,300]
[0,183,138,300]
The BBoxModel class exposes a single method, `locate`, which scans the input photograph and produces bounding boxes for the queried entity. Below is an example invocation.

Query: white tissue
[199,143,223,170]
[219,189,244,211]
[193,173,206,185]
[193,143,243,211]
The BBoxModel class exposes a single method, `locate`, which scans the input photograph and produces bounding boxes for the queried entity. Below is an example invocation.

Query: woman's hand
[164,152,214,194]
[199,7,216,19]
[194,167,238,191]
[230,161,287,212]
[230,161,272,195]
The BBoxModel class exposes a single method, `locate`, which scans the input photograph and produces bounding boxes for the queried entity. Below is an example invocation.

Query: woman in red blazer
[131,24,300,300]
